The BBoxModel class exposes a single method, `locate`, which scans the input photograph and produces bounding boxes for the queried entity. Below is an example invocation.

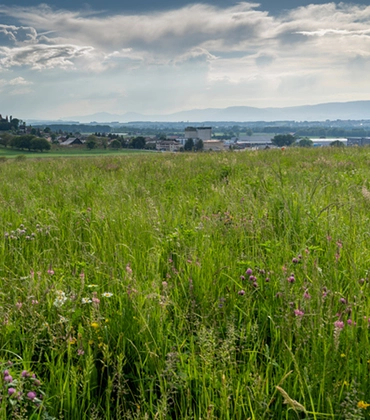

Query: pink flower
[294,309,304,317]
[27,391,37,400]
[303,291,311,300]
[238,290,245,296]
[334,320,344,329]
[16,302,22,310]
[8,388,16,396]
[347,319,356,326]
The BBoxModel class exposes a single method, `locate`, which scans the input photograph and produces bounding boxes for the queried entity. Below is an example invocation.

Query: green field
[1,148,370,419]
[0,147,152,159]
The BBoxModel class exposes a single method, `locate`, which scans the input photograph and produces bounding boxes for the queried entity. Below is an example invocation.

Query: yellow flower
[343,381,349,386]
[358,401,370,409]
[91,322,99,329]
[340,353,346,358]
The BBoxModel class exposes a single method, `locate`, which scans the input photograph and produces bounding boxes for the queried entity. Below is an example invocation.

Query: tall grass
[0,148,370,418]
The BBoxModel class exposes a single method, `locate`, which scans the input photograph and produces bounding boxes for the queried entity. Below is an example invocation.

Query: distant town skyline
[1,1,370,120]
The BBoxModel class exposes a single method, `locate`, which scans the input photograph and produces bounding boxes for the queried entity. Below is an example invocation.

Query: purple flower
[27,391,37,401]
[347,319,356,326]
[287,275,295,283]
[4,375,13,383]
[303,291,311,300]
[334,320,344,329]
[238,290,245,296]
[246,268,253,276]
[265,277,270,282]
[8,388,16,396]
[3,370,9,376]
[294,309,304,317]
[21,370,30,378]
[240,275,245,281]
[249,275,256,282]
[340,298,347,304]
[292,258,299,264]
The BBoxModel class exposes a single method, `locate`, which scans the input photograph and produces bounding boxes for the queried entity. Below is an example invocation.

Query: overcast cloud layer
[0,2,369,119]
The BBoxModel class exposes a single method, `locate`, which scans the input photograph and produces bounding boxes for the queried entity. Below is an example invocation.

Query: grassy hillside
[1,148,370,418]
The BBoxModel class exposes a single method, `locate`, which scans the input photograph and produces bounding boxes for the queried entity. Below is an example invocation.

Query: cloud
[8,76,33,85]
[1,2,370,117]
[0,44,95,69]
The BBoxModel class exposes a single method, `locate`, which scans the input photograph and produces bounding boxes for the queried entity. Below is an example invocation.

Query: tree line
[0,134,50,152]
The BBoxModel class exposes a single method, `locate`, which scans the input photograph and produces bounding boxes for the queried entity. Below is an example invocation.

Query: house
[203,140,225,151]
[60,137,84,146]
[156,140,181,152]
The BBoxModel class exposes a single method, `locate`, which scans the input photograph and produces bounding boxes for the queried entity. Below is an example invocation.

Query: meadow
[1,148,370,419]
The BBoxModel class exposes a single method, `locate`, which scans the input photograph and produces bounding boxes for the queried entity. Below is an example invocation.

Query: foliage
[86,136,97,150]
[30,138,51,152]
[297,137,313,147]
[130,136,146,149]
[2,148,370,418]
[194,139,204,151]
[331,140,345,147]
[271,133,296,147]
[109,139,121,149]
[184,137,194,151]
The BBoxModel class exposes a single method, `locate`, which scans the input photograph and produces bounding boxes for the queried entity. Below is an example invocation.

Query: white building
[184,126,212,141]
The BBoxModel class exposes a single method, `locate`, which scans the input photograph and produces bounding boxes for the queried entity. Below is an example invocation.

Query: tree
[0,133,12,147]
[184,138,194,151]
[330,140,345,148]
[271,134,296,147]
[297,137,313,148]
[130,136,146,149]
[86,139,97,150]
[110,139,121,149]
[30,137,51,152]
[194,139,204,151]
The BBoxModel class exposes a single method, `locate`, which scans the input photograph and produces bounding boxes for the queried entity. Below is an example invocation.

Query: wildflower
[59,316,68,323]
[8,388,16,396]
[294,309,304,317]
[334,320,344,329]
[16,302,22,310]
[340,298,347,304]
[246,268,253,276]
[47,268,54,275]
[91,322,99,329]
[81,297,92,304]
[287,275,295,283]
[3,370,9,376]
[77,349,85,356]
[102,292,113,297]
[21,370,30,378]
[87,284,97,288]
[347,319,356,326]
[126,264,132,274]
[162,281,168,287]
[265,277,270,282]
[53,290,67,307]
[292,258,299,264]
[80,272,85,280]
[341,353,346,358]
[27,391,37,401]
[358,401,370,409]
[343,381,349,386]
[303,291,311,300]
[238,290,245,296]
[4,375,13,382]
[31,300,39,305]
[240,275,245,281]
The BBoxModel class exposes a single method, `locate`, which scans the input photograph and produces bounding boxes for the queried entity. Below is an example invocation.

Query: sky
[0,0,370,120]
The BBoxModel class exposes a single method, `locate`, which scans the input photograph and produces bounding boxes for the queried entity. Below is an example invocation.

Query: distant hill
[60,100,370,123]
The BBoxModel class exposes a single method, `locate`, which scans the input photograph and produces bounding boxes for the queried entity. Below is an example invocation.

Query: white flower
[81,297,92,304]
[53,290,67,307]
[102,292,113,298]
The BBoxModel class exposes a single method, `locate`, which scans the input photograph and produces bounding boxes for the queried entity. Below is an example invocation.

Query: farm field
[1,148,370,418]
[0,147,152,159]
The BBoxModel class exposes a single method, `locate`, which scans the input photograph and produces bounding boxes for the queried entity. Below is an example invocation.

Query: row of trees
[0,134,50,151]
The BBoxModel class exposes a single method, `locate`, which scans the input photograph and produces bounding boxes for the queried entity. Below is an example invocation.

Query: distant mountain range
[31,100,370,124]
